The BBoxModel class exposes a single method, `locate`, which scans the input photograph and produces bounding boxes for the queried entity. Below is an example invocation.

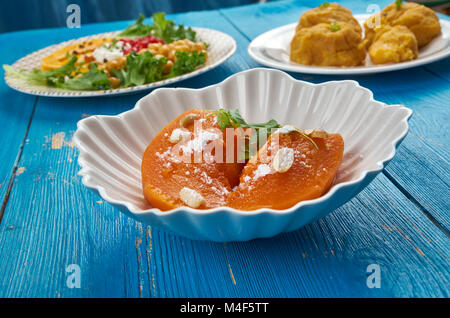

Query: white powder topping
[211,186,230,196]
[243,176,251,182]
[163,162,172,168]
[253,164,272,180]
[180,129,219,154]
[200,171,213,184]
[272,147,294,173]
[155,149,172,160]
[179,187,205,208]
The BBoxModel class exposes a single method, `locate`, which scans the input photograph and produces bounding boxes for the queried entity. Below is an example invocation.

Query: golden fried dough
[364,2,441,48]
[368,25,418,64]
[290,22,366,66]
[296,2,362,35]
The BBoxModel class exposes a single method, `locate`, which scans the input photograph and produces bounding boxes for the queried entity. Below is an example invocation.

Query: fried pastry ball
[364,2,441,48]
[290,22,366,66]
[368,25,418,64]
[296,2,362,35]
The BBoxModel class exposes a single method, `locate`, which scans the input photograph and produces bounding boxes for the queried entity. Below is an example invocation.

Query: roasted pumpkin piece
[41,38,111,70]
[226,129,344,210]
[141,109,244,211]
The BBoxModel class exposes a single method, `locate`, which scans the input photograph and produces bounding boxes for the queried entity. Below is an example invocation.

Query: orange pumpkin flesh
[41,38,111,71]
[141,110,344,211]
[141,109,244,210]
[226,131,344,210]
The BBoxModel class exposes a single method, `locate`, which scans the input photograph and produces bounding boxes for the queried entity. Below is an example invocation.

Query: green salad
[3,13,208,91]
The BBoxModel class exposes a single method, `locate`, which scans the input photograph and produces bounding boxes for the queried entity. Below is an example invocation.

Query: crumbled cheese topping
[179,187,205,208]
[169,128,191,144]
[272,147,294,173]
[92,42,124,63]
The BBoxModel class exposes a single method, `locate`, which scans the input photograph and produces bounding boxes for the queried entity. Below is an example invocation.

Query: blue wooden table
[0,0,448,298]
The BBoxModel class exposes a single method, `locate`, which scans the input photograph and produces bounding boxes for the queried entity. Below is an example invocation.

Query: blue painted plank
[0,9,259,298]
[220,0,394,41]
[0,33,49,214]
[0,1,448,298]
[221,0,450,232]
[136,174,449,298]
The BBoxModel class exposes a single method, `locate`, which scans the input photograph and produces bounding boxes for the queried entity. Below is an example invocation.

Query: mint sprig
[207,109,319,160]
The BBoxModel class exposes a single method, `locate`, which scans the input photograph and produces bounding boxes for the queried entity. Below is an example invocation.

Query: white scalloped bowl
[73,68,412,242]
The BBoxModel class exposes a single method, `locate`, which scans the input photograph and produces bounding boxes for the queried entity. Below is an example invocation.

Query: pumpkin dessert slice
[141,109,244,211]
[227,127,344,210]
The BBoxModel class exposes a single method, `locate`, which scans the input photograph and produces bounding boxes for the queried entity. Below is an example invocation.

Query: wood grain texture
[0,10,260,298]
[221,0,450,233]
[0,35,40,218]
[0,0,449,298]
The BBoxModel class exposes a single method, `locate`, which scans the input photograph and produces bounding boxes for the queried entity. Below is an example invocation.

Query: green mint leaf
[228,109,247,126]
[330,21,341,32]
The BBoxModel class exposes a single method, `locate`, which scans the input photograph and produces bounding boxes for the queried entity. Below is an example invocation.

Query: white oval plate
[248,14,450,75]
[4,28,236,97]
[73,68,412,242]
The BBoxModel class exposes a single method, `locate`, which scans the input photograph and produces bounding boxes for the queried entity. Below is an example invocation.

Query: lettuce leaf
[112,51,167,87]
[4,57,112,91]
[59,63,111,90]
[170,51,206,77]
[4,56,77,86]
[118,13,196,43]
[118,14,152,38]
[151,12,196,43]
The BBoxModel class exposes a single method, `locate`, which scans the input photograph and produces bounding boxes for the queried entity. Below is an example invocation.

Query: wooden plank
[0,96,143,297]
[220,0,394,40]
[0,34,41,217]
[0,9,259,298]
[0,20,149,217]
[132,6,448,298]
[424,58,450,82]
[134,174,449,298]
[221,0,450,232]
[0,2,448,298]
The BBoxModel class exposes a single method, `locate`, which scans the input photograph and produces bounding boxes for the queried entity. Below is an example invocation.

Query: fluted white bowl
[73,68,412,241]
